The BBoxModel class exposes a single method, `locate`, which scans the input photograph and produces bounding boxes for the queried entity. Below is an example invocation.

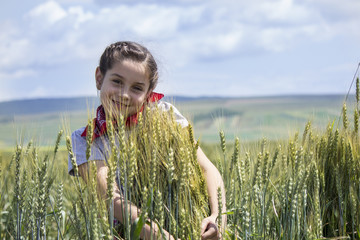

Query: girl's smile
[96,60,151,118]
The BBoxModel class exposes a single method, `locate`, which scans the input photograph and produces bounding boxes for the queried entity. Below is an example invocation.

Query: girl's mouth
[112,100,129,109]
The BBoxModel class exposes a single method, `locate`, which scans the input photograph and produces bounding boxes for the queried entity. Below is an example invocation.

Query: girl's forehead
[117,60,147,72]
[111,60,144,73]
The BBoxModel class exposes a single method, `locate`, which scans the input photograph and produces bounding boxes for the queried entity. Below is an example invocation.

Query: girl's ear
[95,67,103,90]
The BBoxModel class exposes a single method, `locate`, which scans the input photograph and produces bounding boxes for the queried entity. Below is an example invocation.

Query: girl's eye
[112,79,122,85]
[133,86,144,92]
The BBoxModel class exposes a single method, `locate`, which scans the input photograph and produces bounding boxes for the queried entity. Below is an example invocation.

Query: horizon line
[0,92,353,104]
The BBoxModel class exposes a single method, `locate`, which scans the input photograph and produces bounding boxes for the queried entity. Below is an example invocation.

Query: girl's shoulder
[155,101,189,128]
[69,127,88,148]
[156,100,176,110]
[70,126,108,155]
[71,126,87,140]
[71,126,108,145]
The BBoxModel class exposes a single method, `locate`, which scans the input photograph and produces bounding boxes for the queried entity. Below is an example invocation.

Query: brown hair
[99,41,159,92]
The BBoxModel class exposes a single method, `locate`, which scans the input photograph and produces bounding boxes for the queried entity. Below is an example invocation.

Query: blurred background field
[0,94,351,148]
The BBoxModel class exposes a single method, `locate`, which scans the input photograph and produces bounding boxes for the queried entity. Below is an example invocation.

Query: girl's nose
[120,87,130,100]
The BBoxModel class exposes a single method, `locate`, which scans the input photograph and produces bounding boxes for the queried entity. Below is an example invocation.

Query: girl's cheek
[138,96,146,105]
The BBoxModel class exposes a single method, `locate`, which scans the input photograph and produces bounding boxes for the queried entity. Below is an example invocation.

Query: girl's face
[96,60,151,118]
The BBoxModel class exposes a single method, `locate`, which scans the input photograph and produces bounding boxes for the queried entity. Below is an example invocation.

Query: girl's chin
[106,104,127,113]
[103,104,137,117]
[104,108,135,119]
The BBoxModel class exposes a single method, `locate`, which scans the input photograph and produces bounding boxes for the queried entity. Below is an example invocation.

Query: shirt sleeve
[68,127,107,176]
[157,101,189,128]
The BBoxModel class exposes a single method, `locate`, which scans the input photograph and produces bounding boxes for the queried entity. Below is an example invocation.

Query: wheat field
[1,79,360,239]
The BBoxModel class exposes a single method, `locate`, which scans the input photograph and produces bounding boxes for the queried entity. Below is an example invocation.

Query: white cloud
[258,0,314,23]
[68,6,94,28]
[256,24,322,52]
[58,0,92,4]
[0,23,31,70]
[27,0,67,25]
[305,0,360,20]
[1,0,360,100]
[8,0,359,69]
[92,4,205,40]
[131,5,182,38]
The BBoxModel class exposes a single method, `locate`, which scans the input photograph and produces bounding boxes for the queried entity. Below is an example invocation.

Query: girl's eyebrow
[134,82,146,86]
[111,73,125,79]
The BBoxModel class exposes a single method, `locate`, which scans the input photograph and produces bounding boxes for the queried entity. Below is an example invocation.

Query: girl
[68,41,226,240]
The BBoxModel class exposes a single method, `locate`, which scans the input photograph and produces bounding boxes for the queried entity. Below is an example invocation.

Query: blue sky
[1,0,359,101]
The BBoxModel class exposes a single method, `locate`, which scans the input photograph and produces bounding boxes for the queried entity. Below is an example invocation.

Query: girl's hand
[200,215,219,240]
[142,221,180,240]
[161,229,180,240]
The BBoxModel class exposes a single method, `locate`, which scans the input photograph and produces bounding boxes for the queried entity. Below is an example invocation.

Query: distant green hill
[175,94,352,142]
[0,94,352,148]
[0,97,100,116]
[0,95,230,116]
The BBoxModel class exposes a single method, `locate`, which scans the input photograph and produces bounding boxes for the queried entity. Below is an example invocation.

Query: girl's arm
[78,161,177,240]
[197,147,226,239]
